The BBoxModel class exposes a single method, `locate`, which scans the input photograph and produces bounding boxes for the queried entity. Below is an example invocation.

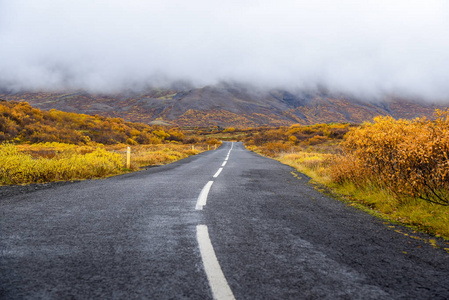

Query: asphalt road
[1,142,449,299]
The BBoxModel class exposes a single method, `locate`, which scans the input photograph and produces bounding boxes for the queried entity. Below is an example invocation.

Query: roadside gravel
[0,181,80,201]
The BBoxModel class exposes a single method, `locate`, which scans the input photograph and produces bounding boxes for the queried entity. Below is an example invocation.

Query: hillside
[0,100,185,144]
[1,83,447,127]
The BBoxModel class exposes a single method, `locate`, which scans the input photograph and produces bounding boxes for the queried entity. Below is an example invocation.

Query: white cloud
[1,0,448,99]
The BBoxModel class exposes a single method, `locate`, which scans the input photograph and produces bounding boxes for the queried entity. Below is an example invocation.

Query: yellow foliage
[0,101,199,145]
[129,129,141,136]
[0,143,123,184]
[126,138,138,145]
[281,152,331,174]
[306,135,329,145]
[125,144,201,168]
[152,129,170,140]
[223,127,236,132]
[168,128,185,141]
[288,135,298,143]
[331,111,449,205]
[0,143,206,184]
[206,138,221,145]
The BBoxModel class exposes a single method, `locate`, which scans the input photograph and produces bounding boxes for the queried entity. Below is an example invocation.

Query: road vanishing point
[1,142,449,299]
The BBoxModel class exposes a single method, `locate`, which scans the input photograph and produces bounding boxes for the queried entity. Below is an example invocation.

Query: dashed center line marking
[195,181,214,210]
[213,168,223,178]
[195,143,236,298]
[197,225,236,300]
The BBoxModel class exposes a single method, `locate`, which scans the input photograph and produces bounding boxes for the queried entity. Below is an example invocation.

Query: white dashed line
[195,181,214,210]
[195,143,235,297]
[213,168,223,178]
[197,225,236,300]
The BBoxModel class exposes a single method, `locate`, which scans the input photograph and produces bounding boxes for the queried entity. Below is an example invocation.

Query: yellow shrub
[332,111,449,205]
[263,142,291,155]
[0,143,123,184]
[305,135,329,145]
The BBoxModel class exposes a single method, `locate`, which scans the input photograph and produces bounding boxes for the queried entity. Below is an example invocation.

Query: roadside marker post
[126,146,131,169]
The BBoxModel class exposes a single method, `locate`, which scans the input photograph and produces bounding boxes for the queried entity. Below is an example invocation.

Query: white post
[126,146,131,169]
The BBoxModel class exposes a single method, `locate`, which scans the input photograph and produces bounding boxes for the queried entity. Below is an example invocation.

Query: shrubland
[0,142,205,185]
[241,113,449,240]
[0,101,219,184]
[0,100,215,145]
[327,112,449,238]
[332,112,449,206]
[0,143,123,184]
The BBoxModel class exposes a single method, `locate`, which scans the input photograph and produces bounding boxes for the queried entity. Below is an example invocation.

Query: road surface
[1,142,449,299]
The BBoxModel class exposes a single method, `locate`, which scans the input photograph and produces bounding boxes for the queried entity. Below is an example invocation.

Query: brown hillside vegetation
[1,84,447,127]
[0,100,199,145]
[241,123,352,155]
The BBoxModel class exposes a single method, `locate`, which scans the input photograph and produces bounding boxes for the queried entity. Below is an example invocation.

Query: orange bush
[332,110,449,205]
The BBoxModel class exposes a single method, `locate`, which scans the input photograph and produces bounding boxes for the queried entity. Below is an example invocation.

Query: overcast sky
[1,0,448,99]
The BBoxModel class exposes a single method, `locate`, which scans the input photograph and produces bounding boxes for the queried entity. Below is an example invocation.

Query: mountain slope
[1,83,447,127]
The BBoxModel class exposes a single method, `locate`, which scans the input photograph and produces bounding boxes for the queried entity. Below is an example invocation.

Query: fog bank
[1,0,448,100]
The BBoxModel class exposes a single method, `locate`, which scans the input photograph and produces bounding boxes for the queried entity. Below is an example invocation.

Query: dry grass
[117,144,202,169]
[1,142,206,185]
[248,122,449,240]
[331,112,449,206]
[277,151,332,185]
[0,143,123,184]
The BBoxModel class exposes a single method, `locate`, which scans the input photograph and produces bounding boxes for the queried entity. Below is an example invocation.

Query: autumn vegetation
[0,100,196,145]
[0,100,218,184]
[2,99,449,239]
[0,143,123,184]
[0,142,202,185]
[238,111,449,240]
[327,112,449,239]
[332,112,449,206]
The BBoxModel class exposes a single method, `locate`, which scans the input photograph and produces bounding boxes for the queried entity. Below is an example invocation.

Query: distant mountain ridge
[1,83,447,127]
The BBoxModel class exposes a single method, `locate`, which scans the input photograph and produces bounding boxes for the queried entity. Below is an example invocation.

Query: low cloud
[1,0,448,100]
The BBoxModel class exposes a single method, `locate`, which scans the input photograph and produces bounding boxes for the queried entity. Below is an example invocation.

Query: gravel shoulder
[0,181,81,200]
